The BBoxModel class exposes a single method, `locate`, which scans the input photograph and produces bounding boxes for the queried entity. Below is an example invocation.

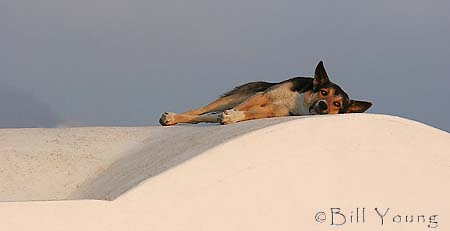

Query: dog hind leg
[159,94,251,126]
[159,81,276,126]
[183,94,250,115]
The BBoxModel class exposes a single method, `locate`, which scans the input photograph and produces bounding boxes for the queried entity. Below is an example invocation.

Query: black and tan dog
[159,61,372,126]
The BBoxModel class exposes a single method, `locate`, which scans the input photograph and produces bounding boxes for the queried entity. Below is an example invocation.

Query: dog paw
[219,109,245,125]
[159,112,177,126]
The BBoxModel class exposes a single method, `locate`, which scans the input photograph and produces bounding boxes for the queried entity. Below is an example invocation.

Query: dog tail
[221,81,276,98]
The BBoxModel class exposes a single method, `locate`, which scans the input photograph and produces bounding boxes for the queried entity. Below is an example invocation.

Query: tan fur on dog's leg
[183,94,250,115]
[243,104,290,121]
[233,93,269,111]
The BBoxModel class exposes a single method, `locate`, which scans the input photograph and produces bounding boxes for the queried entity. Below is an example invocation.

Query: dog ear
[343,100,372,113]
[313,61,330,91]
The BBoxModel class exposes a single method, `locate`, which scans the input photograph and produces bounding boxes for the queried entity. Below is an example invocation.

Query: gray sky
[1,0,449,131]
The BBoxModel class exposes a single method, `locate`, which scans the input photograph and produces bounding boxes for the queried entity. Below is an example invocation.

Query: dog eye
[320,90,328,96]
[333,102,341,107]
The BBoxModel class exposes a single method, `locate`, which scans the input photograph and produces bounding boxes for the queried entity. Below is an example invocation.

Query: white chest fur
[291,92,311,116]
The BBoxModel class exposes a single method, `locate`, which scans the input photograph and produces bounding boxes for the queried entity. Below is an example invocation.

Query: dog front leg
[219,104,289,125]
[159,112,220,126]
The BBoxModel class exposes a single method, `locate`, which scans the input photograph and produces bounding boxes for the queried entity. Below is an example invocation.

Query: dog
[159,61,372,126]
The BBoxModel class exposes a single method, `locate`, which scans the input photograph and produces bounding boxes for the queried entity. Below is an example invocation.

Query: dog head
[307,61,372,115]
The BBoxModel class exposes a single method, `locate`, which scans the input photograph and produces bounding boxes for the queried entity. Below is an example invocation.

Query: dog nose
[318,101,328,111]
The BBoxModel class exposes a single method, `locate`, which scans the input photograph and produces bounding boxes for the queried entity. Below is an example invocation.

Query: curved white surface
[0,114,449,231]
[0,117,293,201]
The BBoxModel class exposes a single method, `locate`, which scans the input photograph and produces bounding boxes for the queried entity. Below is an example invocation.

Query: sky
[1,0,449,131]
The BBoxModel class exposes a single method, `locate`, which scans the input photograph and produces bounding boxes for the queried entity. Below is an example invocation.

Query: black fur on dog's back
[221,81,277,98]
[221,77,315,99]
